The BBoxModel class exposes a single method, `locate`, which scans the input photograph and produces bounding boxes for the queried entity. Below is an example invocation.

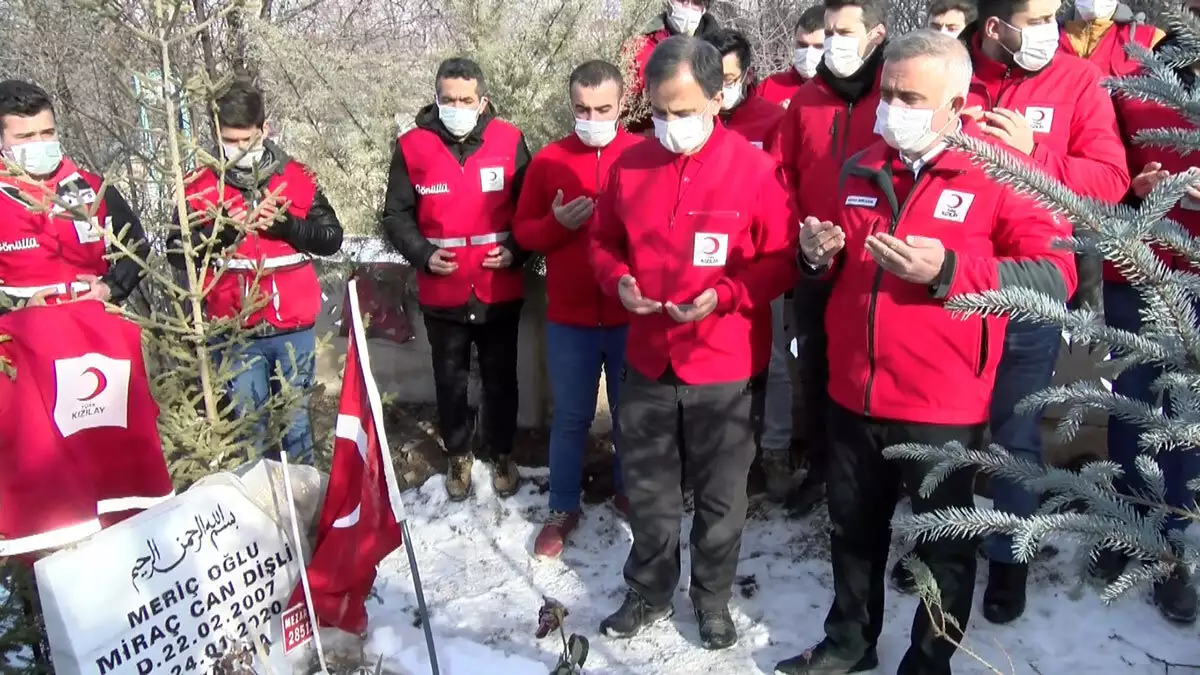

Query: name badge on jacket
[480,167,505,193]
[73,217,105,244]
[693,232,729,267]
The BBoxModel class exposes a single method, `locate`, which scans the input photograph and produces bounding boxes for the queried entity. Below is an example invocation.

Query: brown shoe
[446,453,474,501]
[492,454,520,498]
[534,510,580,559]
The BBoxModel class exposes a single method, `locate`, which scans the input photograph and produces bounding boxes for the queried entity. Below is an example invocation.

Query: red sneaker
[613,494,631,520]
[534,510,580,559]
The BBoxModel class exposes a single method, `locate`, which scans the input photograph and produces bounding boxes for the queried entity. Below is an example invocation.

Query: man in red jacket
[1058,1,1163,78]
[383,57,532,501]
[590,36,798,651]
[772,0,888,518]
[512,60,639,559]
[758,6,826,108]
[619,1,720,133]
[891,0,1131,625]
[0,80,149,310]
[702,28,796,500]
[168,79,344,464]
[774,31,1076,675]
[1099,28,1200,625]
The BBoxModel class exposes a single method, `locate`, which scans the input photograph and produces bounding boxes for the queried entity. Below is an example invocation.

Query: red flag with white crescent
[285,278,406,637]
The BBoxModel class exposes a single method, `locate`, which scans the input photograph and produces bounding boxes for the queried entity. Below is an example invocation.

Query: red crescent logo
[947,194,964,209]
[703,236,720,255]
[1029,109,1046,122]
[79,366,108,402]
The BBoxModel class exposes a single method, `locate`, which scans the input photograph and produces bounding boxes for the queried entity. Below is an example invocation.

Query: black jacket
[381,103,532,324]
[166,142,344,274]
[100,186,151,304]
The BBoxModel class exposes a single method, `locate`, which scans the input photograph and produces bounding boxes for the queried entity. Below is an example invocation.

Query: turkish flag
[287,278,406,635]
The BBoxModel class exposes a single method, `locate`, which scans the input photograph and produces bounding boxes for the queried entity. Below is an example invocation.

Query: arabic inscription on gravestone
[35,484,303,675]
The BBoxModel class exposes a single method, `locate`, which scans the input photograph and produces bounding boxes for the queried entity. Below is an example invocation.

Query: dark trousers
[1105,282,1200,537]
[794,281,831,481]
[824,404,982,675]
[619,366,764,611]
[424,313,520,457]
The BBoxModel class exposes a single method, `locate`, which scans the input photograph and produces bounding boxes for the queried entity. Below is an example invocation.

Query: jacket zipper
[595,148,603,327]
[862,172,929,415]
[839,103,854,166]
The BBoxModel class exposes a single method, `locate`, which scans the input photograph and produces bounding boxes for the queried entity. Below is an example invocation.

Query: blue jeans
[222,328,317,463]
[546,322,627,512]
[985,320,1063,563]
[1104,282,1200,537]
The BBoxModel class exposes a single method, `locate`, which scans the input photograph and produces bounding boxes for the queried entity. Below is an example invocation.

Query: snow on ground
[363,464,1200,674]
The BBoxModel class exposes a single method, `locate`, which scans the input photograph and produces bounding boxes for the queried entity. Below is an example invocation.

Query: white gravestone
[35,483,304,675]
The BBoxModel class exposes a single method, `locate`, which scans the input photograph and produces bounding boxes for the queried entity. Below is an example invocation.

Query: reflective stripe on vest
[427,231,510,249]
[214,252,311,271]
[0,489,174,556]
[0,281,91,298]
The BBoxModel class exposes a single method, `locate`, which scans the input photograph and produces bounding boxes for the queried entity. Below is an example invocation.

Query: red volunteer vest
[0,301,173,560]
[0,159,109,300]
[184,162,321,330]
[398,119,524,307]
[1059,21,1156,77]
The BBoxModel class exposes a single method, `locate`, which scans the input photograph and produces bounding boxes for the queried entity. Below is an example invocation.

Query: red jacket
[773,67,883,223]
[825,132,1077,425]
[590,123,799,384]
[1058,20,1159,78]
[1108,84,1200,281]
[398,118,525,308]
[0,301,173,558]
[0,160,109,300]
[185,162,324,330]
[722,94,785,151]
[758,69,806,109]
[513,130,638,328]
[966,31,1129,202]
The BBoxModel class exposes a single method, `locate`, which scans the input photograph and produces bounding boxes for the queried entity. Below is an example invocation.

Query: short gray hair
[883,29,973,102]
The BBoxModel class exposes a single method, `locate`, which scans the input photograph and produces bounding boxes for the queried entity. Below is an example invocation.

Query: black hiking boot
[890,556,918,595]
[774,640,879,674]
[1153,566,1198,625]
[982,561,1029,625]
[1090,548,1128,586]
[695,605,737,650]
[600,590,673,639]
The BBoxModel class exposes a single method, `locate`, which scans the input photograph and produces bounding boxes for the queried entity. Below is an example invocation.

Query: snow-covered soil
[363,465,1200,674]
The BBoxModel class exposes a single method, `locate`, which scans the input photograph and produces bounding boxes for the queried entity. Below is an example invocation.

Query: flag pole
[279,451,331,673]
[401,520,439,675]
[347,277,440,675]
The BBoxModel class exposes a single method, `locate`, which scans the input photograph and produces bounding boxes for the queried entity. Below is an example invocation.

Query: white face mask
[438,103,480,137]
[222,143,265,170]
[6,140,63,176]
[876,99,955,155]
[1076,0,1119,21]
[721,80,745,110]
[824,34,867,78]
[653,103,715,154]
[1005,21,1059,72]
[667,2,704,35]
[794,46,823,79]
[575,118,619,148]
